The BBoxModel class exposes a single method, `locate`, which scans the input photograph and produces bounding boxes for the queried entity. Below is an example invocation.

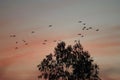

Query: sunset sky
[0,0,120,80]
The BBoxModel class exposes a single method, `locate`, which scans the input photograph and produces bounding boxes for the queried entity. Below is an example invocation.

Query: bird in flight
[16,41,18,44]
[10,35,12,37]
[96,29,99,31]
[31,31,35,33]
[25,43,28,45]
[88,27,92,29]
[10,35,16,37]
[49,25,52,27]
[82,27,86,30]
[53,40,56,42]
[86,28,89,30]
[42,43,46,45]
[83,23,86,25]
[44,40,47,42]
[74,40,77,42]
[78,21,82,23]
[81,35,84,37]
[22,40,26,42]
[15,47,18,50]
[77,33,81,35]
[13,35,16,37]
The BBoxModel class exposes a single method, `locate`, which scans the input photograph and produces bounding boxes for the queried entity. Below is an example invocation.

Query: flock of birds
[10,21,99,50]
[10,35,29,49]
[77,20,99,37]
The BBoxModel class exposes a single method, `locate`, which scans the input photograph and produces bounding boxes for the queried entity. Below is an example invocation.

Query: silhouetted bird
[81,35,84,37]
[77,33,81,35]
[31,31,35,33]
[49,25,52,27]
[53,40,56,42]
[89,27,92,29]
[44,40,47,42]
[74,40,77,42]
[86,28,89,30]
[10,35,16,37]
[13,35,16,37]
[83,23,86,25]
[78,21,82,23]
[22,40,26,42]
[43,43,46,45]
[96,29,99,31]
[15,47,18,49]
[82,27,86,30]
[25,43,28,45]
[10,35,12,37]
[16,42,18,44]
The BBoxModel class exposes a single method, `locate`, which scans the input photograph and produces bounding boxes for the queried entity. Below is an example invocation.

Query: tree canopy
[37,41,101,80]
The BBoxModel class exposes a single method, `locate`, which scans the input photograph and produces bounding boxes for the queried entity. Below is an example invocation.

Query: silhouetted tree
[37,41,101,80]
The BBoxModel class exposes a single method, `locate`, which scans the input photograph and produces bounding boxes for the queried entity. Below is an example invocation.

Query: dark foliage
[37,41,101,80]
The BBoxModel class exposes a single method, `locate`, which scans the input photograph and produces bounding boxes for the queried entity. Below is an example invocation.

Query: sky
[0,0,120,80]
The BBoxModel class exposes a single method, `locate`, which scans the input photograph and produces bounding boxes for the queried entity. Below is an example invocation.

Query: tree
[37,41,101,80]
